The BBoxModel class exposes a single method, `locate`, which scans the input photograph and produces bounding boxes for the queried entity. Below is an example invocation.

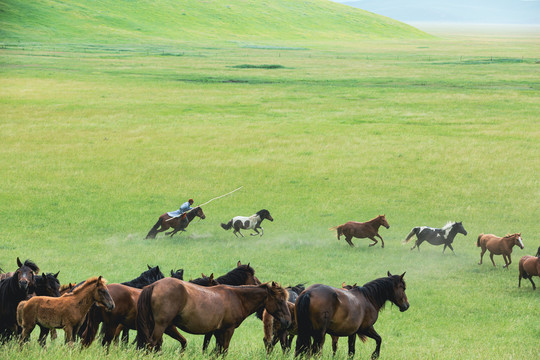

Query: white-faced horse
[403,221,468,254]
[221,209,273,237]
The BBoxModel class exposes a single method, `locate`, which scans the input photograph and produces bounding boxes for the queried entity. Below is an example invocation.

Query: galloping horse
[145,206,206,239]
[295,272,409,359]
[403,221,467,254]
[518,246,540,290]
[477,233,524,268]
[18,276,114,346]
[221,209,274,237]
[331,215,390,248]
[136,279,291,355]
[0,258,39,342]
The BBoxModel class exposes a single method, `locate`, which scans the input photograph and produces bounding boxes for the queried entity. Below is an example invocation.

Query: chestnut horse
[331,215,390,248]
[136,279,291,355]
[295,272,409,359]
[477,233,524,268]
[518,246,540,290]
[145,206,206,239]
[17,276,114,346]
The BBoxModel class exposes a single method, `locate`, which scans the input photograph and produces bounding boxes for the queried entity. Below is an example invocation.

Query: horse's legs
[528,277,536,290]
[360,326,382,360]
[331,335,339,356]
[368,237,378,247]
[445,243,456,255]
[412,239,423,251]
[19,324,35,345]
[376,234,385,248]
[149,323,167,352]
[348,334,356,358]
[478,248,486,265]
[215,328,235,356]
[250,227,261,236]
[120,326,129,345]
[37,325,49,347]
[63,325,74,345]
[489,252,497,267]
[504,254,512,268]
[164,325,187,351]
[311,330,326,355]
[202,333,213,352]
[345,236,355,247]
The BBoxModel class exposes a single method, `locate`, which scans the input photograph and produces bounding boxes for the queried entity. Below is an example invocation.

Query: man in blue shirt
[167,199,194,218]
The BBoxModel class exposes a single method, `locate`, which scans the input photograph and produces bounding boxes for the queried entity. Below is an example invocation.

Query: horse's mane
[358,276,402,310]
[215,264,255,286]
[256,209,269,217]
[441,222,455,231]
[122,266,165,288]
[21,259,40,273]
[66,277,106,296]
[503,233,519,239]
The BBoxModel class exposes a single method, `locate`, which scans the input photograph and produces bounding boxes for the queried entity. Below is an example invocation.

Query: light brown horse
[136,278,291,355]
[477,233,524,268]
[17,276,114,346]
[295,272,409,359]
[518,247,540,290]
[331,215,390,248]
[145,206,206,239]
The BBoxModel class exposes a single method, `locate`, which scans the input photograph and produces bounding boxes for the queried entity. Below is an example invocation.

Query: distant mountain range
[335,0,540,24]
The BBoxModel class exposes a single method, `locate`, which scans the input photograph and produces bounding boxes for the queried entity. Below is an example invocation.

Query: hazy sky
[330,0,540,24]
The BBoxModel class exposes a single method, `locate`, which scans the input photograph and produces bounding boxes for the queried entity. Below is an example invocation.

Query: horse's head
[15,257,38,291]
[35,272,61,297]
[93,276,115,311]
[145,265,165,282]
[257,209,273,222]
[453,221,467,236]
[235,261,260,285]
[170,268,184,280]
[387,271,409,312]
[194,207,206,220]
[263,282,291,329]
[341,282,357,290]
[200,273,219,286]
[512,233,524,249]
[379,214,390,229]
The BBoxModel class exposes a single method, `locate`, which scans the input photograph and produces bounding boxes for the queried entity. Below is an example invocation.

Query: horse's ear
[156,266,160,272]
[97,275,102,283]
[42,272,45,278]
[147,264,152,270]
[400,272,406,279]
[237,260,242,267]
[353,283,357,287]
[341,282,346,288]
[17,257,22,268]
[247,262,250,267]
[171,270,175,276]
[54,271,60,278]
[387,271,392,277]
[209,273,214,280]
[201,273,206,277]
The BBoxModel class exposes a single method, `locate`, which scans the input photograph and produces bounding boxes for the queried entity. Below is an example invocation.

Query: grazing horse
[262,284,305,354]
[477,233,524,268]
[136,279,291,355]
[0,258,39,342]
[403,221,467,254]
[295,272,409,359]
[331,215,390,248]
[18,276,114,346]
[146,206,206,239]
[518,246,540,290]
[221,209,274,237]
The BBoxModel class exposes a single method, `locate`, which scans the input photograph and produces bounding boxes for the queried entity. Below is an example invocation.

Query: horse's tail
[477,234,484,247]
[221,220,233,231]
[136,284,156,349]
[81,305,102,347]
[295,291,312,356]
[16,300,27,327]
[145,218,163,239]
[403,227,419,244]
[329,225,343,240]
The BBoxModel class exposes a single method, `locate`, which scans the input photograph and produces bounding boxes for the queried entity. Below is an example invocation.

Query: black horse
[121,265,165,288]
[0,258,39,341]
[34,272,61,297]
[403,221,468,254]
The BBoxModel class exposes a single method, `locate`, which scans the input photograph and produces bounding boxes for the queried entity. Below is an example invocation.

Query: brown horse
[295,272,409,359]
[477,233,524,268]
[518,246,540,290]
[145,206,206,239]
[331,215,390,248]
[136,278,291,355]
[82,274,218,348]
[17,276,114,346]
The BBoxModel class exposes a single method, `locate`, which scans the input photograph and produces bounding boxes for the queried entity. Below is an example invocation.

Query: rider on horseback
[167,199,194,219]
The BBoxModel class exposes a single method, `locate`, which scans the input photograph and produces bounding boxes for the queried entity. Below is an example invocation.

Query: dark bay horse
[477,233,524,268]
[295,272,409,359]
[146,206,206,239]
[221,209,274,237]
[18,276,114,346]
[518,247,540,290]
[404,221,467,254]
[136,279,291,355]
[0,258,39,342]
[331,215,390,248]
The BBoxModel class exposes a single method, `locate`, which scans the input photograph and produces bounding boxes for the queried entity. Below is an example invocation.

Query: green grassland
[1,0,539,359]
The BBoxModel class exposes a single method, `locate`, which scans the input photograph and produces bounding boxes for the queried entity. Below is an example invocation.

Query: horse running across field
[136,279,291,355]
[145,206,206,239]
[330,215,390,248]
[477,233,524,268]
[295,272,409,359]
[221,209,274,237]
[0,258,39,342]
[518,246,540,290]
[403,221,467,254]
[18,276,114,346]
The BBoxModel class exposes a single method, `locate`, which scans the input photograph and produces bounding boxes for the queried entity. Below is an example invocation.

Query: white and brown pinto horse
[477,233,524,268]
[221,209,273,237]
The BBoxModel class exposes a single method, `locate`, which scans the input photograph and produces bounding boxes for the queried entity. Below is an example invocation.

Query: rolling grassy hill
[0,0,428,44]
